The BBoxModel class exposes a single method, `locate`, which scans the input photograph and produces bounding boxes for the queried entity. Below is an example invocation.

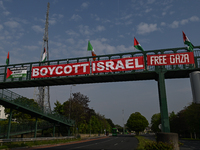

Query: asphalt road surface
[29,135,138,150]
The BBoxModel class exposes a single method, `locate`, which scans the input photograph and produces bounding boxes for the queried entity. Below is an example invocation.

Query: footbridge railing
[0,89,75,126]
[0,46,200,89]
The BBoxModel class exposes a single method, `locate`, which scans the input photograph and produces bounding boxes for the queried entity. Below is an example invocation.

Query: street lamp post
[123,109,125,135]
[69,84,76,119]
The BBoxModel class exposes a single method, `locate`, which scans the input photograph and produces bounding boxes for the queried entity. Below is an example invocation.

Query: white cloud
[32,25,43,33]
[162,12,166,16]
[147,0,155,4]
[180,19,188,25]
[169,20,179,28]
[71,14,82,21]
[81,2,89,9]
[169,16,199,28]
[65,29,80,37]
[137,22,158,34]
[49,19,56,25]
[161,22,166,26]
[190,16,199,22]
[4,21,20,28]
[122,14,133,20]
[79,25,92,35]
[95,25,105,32]
[145,8,152,13]
[3,11,10,16]
[23,45,39,51]
[66,38,75,45]
[0,24,3,30]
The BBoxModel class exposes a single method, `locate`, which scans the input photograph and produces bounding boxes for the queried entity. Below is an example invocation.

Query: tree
[106,118,115,128]
[126,112,149,135]
[5,97,40,123]
[150,113,161,133]
[183,103,200,138]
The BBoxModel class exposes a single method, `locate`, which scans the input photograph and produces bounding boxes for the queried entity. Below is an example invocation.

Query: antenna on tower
[34,2,51,113]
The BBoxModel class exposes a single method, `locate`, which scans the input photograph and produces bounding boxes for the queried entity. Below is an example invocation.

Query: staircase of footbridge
[0,46,200,134]
[0,89,74,139]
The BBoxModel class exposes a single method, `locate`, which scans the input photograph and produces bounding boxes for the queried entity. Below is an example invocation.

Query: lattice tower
[33,2,51,113]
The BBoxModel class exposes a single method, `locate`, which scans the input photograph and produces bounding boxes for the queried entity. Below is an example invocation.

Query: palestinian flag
[6,67,27,79]
[134,37,144,52]
[6,52,9,65]
[182,31,194,52]
[42,47,47,62]
[87,41,96,61]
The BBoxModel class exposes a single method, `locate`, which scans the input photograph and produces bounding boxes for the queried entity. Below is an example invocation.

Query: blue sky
[0,0,200,126]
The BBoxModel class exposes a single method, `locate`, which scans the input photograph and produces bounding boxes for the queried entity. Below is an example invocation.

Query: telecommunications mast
[34,2,51,113]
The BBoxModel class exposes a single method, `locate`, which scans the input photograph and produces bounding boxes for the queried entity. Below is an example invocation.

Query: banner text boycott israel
[147,52,194,66]
[31,62,90,78]
[92,56,144,73]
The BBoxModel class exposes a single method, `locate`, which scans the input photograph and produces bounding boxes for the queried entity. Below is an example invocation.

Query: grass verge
[135,135,154,150]
[0,138,80,149]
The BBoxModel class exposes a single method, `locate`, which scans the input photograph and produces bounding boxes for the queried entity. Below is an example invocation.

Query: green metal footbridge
[0,46,200,136]
[0,89,75,139]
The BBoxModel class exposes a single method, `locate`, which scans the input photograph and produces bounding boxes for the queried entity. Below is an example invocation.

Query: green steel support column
[7,108,13,139]
[53,123,55,137]
[34,117,38,138]
[157,68,170,133]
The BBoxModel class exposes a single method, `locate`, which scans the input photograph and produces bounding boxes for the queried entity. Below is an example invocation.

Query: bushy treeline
[151,102,200,138]
[53,92,113,134]
[2,93,114,136]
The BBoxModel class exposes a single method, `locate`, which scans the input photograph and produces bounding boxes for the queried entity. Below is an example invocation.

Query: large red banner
[147,52,194,66]
[92,56,145,73]
[31,62,90,78]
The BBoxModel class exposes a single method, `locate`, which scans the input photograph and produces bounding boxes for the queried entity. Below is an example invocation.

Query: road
[28,135,138,150]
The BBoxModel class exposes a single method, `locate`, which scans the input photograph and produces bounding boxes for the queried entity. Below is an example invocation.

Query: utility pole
[122,109,125,134]
[34,2,51,113]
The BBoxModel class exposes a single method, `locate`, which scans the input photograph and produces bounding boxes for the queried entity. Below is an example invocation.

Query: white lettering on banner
[106,61,115,70]
[170,54,189,64]
[92,56,144,73]
[40,68,48,76]
[48,67,56,75]
[56,66,63,75]
[81,63,89,72]
[73,64,80,73]
[147,52,194,66]
[31,62,90,78]
[32,68,39,77]
[150,56,167,65]
[64,66,72,74]
[125,59,134,69]
[135,59,144,68]
[115,60,125,69]
[31,57,144,78]
[97,62,104,71]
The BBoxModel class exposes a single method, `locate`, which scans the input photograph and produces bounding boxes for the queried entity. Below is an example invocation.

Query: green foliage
[169,103,200,138]
[144,141,173,150]
[53,92,112,134]
[127,112,149,135]
[150,113,161,133]
[106,118,115,128]
[183,103,200,133]
[5,98,40,123]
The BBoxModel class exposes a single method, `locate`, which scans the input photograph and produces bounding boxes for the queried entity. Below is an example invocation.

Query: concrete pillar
[157,132,179,150]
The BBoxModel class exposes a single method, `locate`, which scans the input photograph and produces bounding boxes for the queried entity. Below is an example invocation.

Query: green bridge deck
[0,46,200,89]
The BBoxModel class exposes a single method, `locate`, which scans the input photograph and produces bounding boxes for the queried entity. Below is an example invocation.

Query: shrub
[144,141,174,150]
